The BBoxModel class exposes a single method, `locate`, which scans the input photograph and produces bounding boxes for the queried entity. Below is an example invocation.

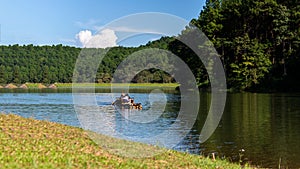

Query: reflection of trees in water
[180,93,300,168]
[174,92,210,154]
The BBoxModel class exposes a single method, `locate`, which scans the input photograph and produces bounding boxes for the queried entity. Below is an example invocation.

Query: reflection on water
[0,90,299,168]
[183,93,300,168]
[0,92,79,127]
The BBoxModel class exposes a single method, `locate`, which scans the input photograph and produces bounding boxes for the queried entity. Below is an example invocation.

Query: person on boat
[119,93,124,100]
[120,93,131,104]
[122,94,129,103]
[113,93,142,109]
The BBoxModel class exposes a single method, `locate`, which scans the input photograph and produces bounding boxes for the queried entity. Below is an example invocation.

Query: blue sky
[0,0,205,47]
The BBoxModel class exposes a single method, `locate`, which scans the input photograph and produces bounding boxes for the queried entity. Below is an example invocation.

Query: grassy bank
[0,114,254,168]
[0,83,179,89]
[59,83,179,88]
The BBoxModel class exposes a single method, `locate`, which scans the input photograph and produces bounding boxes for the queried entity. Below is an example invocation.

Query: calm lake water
[0,89,299,168]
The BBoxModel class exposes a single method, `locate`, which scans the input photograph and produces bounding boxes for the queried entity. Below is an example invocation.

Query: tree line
[0,44,79,84]
[0,0,299,91]
[0,44,174,85]
[191,0,300,91]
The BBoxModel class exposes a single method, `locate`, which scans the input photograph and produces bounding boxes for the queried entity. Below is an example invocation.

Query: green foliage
[0,45,80,84]
[228,35,272,90]
[191,0,300,91]
[0,45,175,84]
[0,65,7,84]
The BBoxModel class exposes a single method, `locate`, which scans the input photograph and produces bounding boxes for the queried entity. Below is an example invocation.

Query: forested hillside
[0,0,299,91]
[192,0,300,91]
[0,44,173,85]
[0,45,79,84]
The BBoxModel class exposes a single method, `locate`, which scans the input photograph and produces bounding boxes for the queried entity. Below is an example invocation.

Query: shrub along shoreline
[0,114,255,168]
[0,83,179,89]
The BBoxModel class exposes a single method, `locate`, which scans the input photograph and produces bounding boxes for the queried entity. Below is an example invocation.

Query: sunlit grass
[25,83,45,89]
[0,113,255,168]
[58,83,179,88]
[1,83,179,89]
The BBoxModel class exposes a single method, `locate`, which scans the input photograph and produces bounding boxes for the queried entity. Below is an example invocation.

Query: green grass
[24,83,40,88]
[0,83,179,90]
[0,114,255,168]
[58,83,179,88]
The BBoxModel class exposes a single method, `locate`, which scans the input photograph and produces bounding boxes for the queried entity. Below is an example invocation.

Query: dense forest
[193,0,300,91]
[0,0,299,91]
[0,44,174,85]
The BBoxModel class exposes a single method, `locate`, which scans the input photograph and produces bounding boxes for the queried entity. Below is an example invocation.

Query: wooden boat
[112,98,142,110]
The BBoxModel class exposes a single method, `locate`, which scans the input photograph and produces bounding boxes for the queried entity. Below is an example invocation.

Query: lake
[0,89,299,168]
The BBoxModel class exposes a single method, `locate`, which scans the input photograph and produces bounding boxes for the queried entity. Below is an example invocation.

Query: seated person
[121,93,130,103]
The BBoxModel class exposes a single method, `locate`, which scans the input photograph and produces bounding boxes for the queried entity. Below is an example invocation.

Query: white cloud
[76,29,118,48]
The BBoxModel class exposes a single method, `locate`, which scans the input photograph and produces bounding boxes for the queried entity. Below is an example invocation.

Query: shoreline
[2,83,298,94]
[0,83,179,89]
